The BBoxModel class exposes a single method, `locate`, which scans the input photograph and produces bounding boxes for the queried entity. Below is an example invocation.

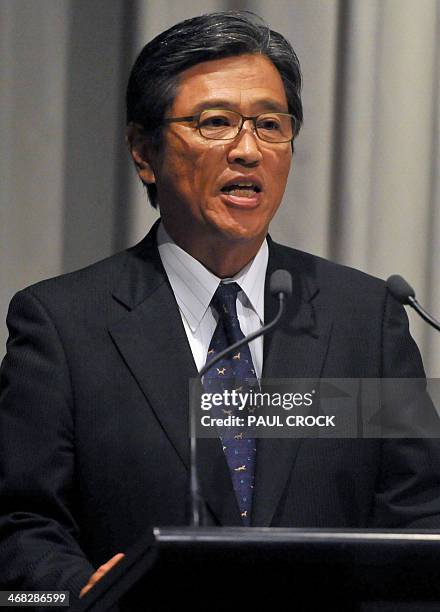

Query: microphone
[189,269,293,527]
[386,274,440,332]
[198,269,292,379]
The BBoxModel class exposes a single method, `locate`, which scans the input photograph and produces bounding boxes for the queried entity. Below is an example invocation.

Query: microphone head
[270,269,293,298]
[386,274,415,304]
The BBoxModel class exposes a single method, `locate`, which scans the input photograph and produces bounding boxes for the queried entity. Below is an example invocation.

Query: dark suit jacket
[1,222,440,598]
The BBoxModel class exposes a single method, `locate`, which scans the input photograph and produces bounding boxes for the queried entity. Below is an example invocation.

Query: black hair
[126,10,303,208]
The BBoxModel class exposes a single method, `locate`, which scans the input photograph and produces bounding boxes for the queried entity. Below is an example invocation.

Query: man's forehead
[172,54,288,111]
[188,96,288,115]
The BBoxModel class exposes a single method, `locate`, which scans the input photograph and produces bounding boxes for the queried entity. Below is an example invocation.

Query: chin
[205,208,268,243]
[215,222,266,243]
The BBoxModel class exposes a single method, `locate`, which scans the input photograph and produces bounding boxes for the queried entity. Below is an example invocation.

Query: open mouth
[221,182,261,199]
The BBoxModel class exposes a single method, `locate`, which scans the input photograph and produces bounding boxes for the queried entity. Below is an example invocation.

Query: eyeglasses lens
[198,110,293,142]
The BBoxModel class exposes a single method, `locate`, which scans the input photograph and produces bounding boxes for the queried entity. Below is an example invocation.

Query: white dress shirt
[157,223,268,377]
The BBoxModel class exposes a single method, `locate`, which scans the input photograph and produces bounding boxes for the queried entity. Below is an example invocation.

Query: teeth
[222,182,260,193]
[227,188,256,198]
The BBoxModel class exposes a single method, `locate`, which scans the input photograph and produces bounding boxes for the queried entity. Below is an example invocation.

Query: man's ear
[125,123,156,184]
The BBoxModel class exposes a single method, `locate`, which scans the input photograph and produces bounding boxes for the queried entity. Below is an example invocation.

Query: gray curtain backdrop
[1,0,439,375]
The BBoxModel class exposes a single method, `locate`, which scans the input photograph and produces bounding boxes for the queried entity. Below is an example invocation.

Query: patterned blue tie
[203,282,257,526]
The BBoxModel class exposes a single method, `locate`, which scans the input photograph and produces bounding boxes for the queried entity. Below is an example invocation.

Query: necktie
[203,282,257,526]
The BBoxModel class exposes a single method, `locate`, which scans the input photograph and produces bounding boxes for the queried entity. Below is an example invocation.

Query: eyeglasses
[163,108,297,143]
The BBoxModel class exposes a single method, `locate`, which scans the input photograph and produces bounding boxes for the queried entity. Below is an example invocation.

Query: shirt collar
[157,222,267,332]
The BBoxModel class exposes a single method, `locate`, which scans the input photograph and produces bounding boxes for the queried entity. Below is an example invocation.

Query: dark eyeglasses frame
[162,109,297,143]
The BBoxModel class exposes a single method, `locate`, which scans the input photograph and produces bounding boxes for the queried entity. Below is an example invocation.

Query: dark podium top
[73,528,440,611]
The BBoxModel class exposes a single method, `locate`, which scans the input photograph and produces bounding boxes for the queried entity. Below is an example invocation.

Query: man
[1,10,440,602]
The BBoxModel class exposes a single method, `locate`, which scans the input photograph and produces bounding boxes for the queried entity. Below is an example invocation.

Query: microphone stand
[407,295,440,332]
[387,274,440,332]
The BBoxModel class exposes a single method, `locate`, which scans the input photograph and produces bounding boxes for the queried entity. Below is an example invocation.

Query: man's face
[143,54,293,255]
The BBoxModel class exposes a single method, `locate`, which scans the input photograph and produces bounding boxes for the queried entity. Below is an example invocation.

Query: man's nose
[226,121,263,166]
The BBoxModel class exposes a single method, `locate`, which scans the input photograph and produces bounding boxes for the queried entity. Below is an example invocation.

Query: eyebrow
[189,98,288,114]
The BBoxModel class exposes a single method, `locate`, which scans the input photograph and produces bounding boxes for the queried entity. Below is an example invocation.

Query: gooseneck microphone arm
[386,274,440,332]
[198,290,288,379]
[190,269,293,528]
[407,296,440,332]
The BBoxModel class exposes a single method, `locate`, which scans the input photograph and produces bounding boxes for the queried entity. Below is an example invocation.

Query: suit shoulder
[20,250,128,300]
[270,241,386,299]
[13,238,149,312]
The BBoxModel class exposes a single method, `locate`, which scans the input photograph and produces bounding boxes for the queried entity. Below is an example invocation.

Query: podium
[72,527,440,611]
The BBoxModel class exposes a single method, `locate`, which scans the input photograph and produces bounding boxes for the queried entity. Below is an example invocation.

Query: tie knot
[211,282,241,319]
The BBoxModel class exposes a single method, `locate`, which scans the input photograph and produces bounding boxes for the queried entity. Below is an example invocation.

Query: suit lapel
[108,223,240,526]
[252,239,333,526]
